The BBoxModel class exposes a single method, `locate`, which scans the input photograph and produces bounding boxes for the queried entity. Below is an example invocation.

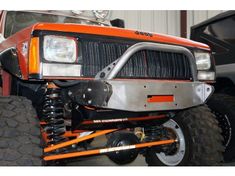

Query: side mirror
[110,18,125,28]
[0,34,5,43]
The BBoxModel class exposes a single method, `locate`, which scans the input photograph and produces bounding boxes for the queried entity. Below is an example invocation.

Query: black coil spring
[43,88,67,145]
[144,126,165,142]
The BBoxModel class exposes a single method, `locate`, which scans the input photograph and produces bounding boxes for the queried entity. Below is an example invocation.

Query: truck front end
[0,11,223,166]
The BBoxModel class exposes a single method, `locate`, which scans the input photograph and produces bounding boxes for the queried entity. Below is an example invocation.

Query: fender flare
[0,47,22,79]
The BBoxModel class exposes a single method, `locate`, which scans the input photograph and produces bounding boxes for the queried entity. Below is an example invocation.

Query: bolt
[72,144,77,148]
[68,91,72,96]
[100,72,106,78]
[88,100,92,104]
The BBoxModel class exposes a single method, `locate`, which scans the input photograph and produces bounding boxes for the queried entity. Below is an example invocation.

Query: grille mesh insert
[81,40,192,80]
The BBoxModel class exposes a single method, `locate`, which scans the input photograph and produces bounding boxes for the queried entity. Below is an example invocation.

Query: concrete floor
[68,135,235,166]
[70,155,235,166]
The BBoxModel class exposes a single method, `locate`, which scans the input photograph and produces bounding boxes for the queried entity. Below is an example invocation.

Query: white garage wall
[110,10,180,37]
[110,10,225,38]
[61,10,225,38]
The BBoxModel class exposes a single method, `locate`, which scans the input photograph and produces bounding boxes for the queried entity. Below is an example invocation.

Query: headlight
[43,35,77,63]
[194,51,211,70]
[198,71,215,81]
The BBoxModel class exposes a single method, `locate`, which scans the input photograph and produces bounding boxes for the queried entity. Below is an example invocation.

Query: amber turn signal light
[29,37,40,75]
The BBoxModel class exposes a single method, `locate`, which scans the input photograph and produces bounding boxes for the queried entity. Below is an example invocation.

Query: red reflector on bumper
[147,95,174,103]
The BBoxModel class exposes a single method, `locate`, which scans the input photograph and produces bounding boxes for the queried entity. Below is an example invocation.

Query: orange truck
[0,10,223,166]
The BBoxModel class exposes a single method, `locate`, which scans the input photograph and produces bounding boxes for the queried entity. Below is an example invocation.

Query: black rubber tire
[145,106,224,166]
[220,87,235,97]
[207,93,235,162]
[0,96,42,166]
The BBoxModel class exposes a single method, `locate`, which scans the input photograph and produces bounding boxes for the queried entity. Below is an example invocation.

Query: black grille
[80,39,192,80]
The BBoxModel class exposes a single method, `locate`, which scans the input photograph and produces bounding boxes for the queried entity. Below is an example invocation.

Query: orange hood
[32,23,210,51]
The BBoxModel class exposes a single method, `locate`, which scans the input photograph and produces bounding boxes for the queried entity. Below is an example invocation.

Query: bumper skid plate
[71,80,213,112]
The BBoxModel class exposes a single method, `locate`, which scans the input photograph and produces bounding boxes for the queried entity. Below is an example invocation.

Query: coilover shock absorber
[43,83,67,145]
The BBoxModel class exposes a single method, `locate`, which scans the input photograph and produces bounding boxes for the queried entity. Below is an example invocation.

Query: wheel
[220,87,235,97]
[145,106,224,166]
[0,96,42,166]
[207,93,235,162]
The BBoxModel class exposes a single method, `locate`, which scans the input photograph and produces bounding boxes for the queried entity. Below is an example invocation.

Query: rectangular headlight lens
[43,35,77,63]
[194,51,211,70]
[198,71,215,81]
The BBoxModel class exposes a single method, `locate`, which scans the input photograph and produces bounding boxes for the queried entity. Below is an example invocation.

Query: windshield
[4,11,107,38]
